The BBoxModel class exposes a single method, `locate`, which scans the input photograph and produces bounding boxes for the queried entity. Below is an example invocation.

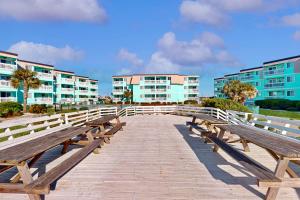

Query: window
[287,63,291,68]
[256,82,259,86]
[287,76,294,82]
[140,86,143,89]
[287,90,295,96]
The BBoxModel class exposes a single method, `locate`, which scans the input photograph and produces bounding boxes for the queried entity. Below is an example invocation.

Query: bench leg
[265,158,289,200]
[11,153,44,184]
[189,116,196,131]
[61,140,71,154]
[213,129,225,152]
[86,131,100,154]
[241,139,250,152]
[17,162,41,200]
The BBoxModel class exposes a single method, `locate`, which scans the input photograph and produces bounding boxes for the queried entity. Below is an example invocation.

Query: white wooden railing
[2,105,300,145]
[0,114,69,149]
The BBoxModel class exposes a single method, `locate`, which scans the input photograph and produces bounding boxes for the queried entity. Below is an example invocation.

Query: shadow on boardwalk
[175,124,266,199]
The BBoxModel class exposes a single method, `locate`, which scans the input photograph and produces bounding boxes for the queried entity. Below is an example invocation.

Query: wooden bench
[0,126,99,200]
[211,124,300,200]
[206,133,280,186]
[186,121,211,135]
[84,115,125,144]
[24,139,100,195]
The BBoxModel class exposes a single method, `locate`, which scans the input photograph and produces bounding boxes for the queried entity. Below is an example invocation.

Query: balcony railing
[188,80,199,84]
[156,89,167,93]
[39,85,53,91]
[0,80,12,88]
[61,98,74,103]
[61,78,74,84]
[77,90,89,94]
[264,83,284,88]
[0,63,16,71]
[240,76,255,81]
[61,88,74,92]
[156,80,167,84]
[187,97,198,100]
[113,98,122,102]
[264,69,284,76]
[35,98,52,103]
[37,72,53,79]
[90,84,98,88]
[188,89,198,93]
[0,97,16,102]
[113,81,123,85]
[144,80,156,84]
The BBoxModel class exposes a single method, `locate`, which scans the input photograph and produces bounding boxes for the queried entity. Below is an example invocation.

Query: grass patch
[259,109,300,120]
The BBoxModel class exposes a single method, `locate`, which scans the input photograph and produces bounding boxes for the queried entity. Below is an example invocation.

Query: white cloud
[0,0,107,22]
[9,41,84,65]
[282,13,300,26]
[180,1,227,26]
[117,49,144,66]
[293,30,300,41]
[145,52,180,73]
[156,32,239,66]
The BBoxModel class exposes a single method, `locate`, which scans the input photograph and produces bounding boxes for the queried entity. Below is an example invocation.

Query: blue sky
[1,0,300,96]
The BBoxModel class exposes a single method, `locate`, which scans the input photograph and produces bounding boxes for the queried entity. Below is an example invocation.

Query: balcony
[113,81,124,86]
[0,63,16,72]
[264,83,284,88]
[0,97,16,102]
[264,69,284,76]
[78,90,89,94]
[240,76,255,81]
[60,98,74,103]
[156,80,167,84]
[0,80,13,88]
[61,88,74,92]
[113,90,123,94]
[37,72,53,80]
[187,97,198,101]
[77,81,88,86]
[61,78,74,84]
[156,89,167,93]
[39,85,53,92]
[90,84,98,88]
[188,80,199,84]
[188,89,199,94]
[113,98,122,102]
[34,97,52,104]
[144,80,156,84]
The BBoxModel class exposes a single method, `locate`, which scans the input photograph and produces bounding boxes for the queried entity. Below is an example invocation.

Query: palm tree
[123,89,133,104]
[11,68,41,112]
[222,80,257,104]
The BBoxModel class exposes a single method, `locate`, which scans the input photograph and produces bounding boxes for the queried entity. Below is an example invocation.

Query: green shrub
[0,102,23,117]
[79,106,89,111]
[184,100,198,104]
[29,104,47,114]
[201,98,251,112]
[255,99,298,111]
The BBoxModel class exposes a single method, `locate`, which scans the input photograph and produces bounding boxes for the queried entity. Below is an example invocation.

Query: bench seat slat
[24,139,101,194]
[207,135,280,183]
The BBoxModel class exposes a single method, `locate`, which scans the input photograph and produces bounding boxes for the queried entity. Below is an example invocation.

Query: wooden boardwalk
[1,115,300,200]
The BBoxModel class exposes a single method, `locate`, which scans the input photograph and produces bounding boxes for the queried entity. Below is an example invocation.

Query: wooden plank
[216,125,300,158]
[85,115,118,126]
[0,126,92,164]
[0,183,26,193]
[24,139,101,194]
[207,134,280,182]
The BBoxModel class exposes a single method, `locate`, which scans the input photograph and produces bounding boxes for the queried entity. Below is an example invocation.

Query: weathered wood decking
[1,115,300,199]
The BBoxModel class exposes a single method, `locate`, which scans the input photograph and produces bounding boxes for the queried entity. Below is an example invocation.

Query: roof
[214,77,225,80]
[224,73,239,77]
[0,51,18,56]
[89,79,98,82]
[18,59,54,68]
[240,66,263,72]
[112,74,198,77]
[263,55,300,65]
[54,69,74,74]
[76,75,89,79]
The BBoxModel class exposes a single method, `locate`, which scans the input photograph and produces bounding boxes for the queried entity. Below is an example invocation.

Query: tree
[123,89,133,104]
[222,80,257,104]
[11,68,41,113]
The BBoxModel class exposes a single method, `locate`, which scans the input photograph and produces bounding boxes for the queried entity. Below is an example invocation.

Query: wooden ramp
[1,115,300,199]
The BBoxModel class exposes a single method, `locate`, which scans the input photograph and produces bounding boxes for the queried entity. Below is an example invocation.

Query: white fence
[1,105,300,144]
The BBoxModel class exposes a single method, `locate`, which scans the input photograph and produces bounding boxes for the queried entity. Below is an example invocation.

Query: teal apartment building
[112,74,199,103]
[214,55,300,103]
[0,50,99,105]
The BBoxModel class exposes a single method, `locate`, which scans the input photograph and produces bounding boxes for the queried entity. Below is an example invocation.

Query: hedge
[0,102,23,117]
[255,99,300,111]
[201,98,251,113]
[29,104,47,114]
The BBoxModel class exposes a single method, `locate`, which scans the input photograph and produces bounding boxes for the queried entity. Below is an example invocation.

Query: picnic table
[84,115,125,145]
[0,126,100,200]
[210,124,300,200]
[188,114,228,132]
